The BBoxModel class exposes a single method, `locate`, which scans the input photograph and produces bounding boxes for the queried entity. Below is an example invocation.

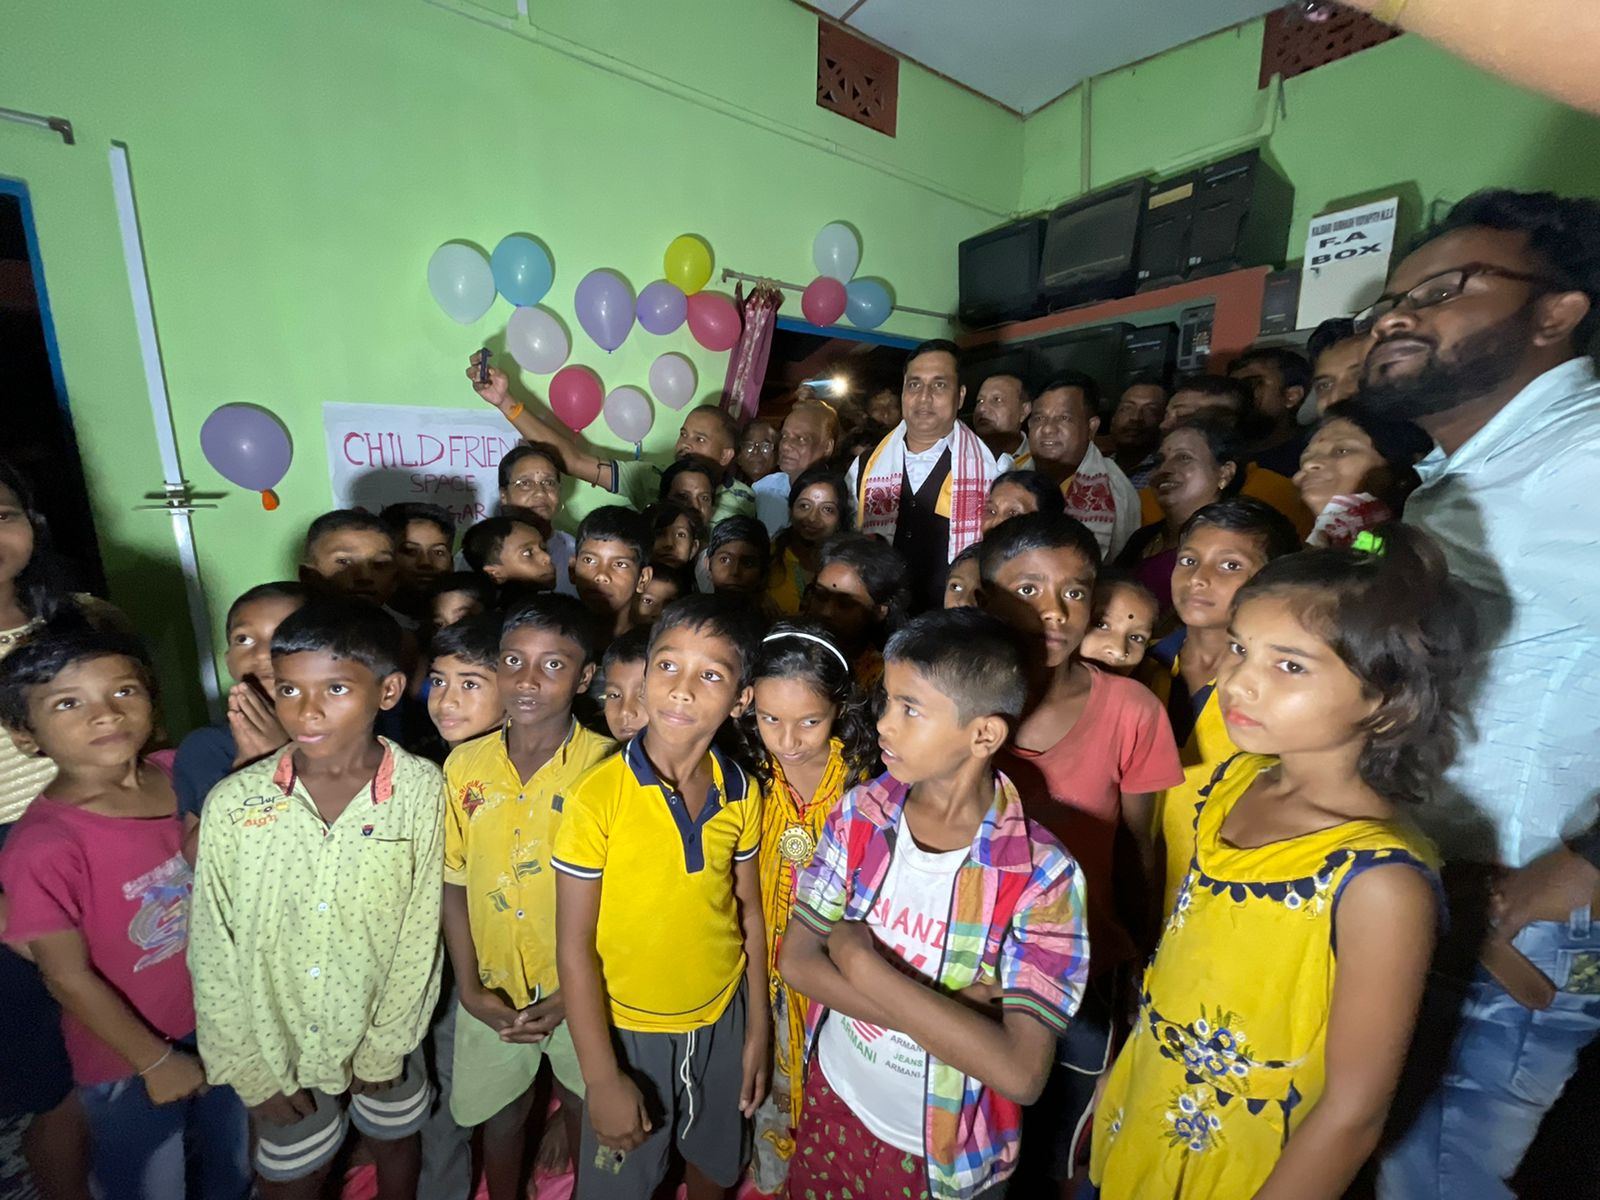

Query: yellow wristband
[505,402,525,421]
[1372,0,1409,24]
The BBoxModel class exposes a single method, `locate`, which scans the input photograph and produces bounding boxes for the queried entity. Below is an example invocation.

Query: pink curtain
[721,282,783,423]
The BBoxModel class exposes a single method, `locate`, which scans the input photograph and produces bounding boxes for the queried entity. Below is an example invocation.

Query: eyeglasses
[741,440,775,453]
[1355,263,1560,332]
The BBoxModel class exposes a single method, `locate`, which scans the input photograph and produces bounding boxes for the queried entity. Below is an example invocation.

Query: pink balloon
[548,365,603,432]
[802,276,848,326]
[686,291,741,352]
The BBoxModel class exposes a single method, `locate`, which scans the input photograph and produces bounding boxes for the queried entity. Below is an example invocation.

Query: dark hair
[787,466,855,529]
[906,338,961,373]
[601,625,651,673]
[950,542,981,571]
[1171,373,1253,414]
[302,509,395,560]
[659,456,720,506]
[979,372,1033,406]
[706,515,772,574]
[834,422,890,474]
[647,593,764,691]
[1236,524,1476,802]
[1093,569,1157,611]
[1229,346,1312,399]
[1121,374,1169,399]
[644,560,696,600]
[380,502,455,545]
[1427,189,1600,348]
[885,609,1027,724]
[428,611,499,670]
[1179,496,1302,561]
[1315,403,1435,510]
[741,416,778,439]
[647,499,709,548]
[1308,318,1358,364]
[227,581,308,628]
[0,459,79,628]
[746,620,877,781]
[1161,417,1250,500]
[0,630,156,735]
[682,405,740,453]
[1036,370,1102,416]
[501,592,597,666]
[271,597,404,679]
[574,505,648,565]
[461,512,543,573]
[978,510,1103,582]
[816,533,911,633]
[988,470,1067,520]
[497,443,564,490]
[429,571,497,612]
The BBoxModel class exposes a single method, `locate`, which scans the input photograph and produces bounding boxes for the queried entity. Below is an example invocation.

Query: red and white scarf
[857,421,999,560]
[1306,492,1393,548]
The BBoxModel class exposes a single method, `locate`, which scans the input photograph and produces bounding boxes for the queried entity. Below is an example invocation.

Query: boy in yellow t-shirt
[442,595,614,1200]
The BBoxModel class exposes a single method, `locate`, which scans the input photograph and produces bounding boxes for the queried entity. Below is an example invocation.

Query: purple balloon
[575,269,635,353]
[200,404,292,492]
[636,279,688,336]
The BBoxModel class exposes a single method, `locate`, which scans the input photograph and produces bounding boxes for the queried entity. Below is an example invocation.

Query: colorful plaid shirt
[791,769,1090,1200]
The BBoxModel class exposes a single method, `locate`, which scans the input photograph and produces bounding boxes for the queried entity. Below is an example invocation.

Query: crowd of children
[0,311,1499,1200]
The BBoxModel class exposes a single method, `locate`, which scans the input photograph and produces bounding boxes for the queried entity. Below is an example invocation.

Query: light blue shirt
[1405,356,1600,867]
[752,470,793,537]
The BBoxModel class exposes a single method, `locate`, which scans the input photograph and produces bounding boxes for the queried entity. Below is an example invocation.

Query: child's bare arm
[442,883,516,1031]
[825,921,1057,1105]
[733,855,771,1116]
[1119,789,1161,942]
[467,354,614,489]
[555,872,651,1151]
[1250,865,1437,1200]
[30,929,205,1103]
[776,919,903,1030]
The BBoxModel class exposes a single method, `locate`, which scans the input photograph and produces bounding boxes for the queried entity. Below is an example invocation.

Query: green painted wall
[1019,21,1600,256]
[0,0,1018,727]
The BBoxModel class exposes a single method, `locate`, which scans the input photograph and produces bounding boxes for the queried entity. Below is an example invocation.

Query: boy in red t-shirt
[979,512,1184,1196]
[0,631,250,1199]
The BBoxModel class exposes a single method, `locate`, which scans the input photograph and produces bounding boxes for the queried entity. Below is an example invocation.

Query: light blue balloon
[845,278,893,330]
[491,234,554,307]
[427,242,495,324]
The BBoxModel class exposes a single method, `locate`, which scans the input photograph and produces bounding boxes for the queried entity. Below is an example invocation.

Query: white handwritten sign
[1297,197,1399,330]
[322,402,520,525]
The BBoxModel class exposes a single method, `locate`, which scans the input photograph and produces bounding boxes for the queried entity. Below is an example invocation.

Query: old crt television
[1029,323,1132,417]
[1038,179,1150,308]
[1186,148,1294,279]
[958,218,1046,327]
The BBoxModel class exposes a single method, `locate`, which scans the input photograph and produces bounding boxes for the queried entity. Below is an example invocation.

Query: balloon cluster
[801,222,893,331]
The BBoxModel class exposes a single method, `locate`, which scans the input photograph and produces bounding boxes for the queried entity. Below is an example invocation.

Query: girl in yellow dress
[744,621,877,1193]
[1091,527,1475,1200]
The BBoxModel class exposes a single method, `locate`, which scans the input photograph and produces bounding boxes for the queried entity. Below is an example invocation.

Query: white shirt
[816,816,967,1154]
[844,428,1013,499]
[752,470,793,537]
[1404,356,1600,867]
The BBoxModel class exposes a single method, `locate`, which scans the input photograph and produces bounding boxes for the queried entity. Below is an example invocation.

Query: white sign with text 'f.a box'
[1296,197,1399,330]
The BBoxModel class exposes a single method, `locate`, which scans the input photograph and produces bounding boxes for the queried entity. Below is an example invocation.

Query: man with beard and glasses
[1356,190,1600,1200]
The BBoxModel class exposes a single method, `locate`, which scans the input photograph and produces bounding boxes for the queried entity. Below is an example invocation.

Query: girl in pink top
[0,630,249,1199]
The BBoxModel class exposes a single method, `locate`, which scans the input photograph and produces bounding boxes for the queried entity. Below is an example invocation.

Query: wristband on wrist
[505,401,525,422]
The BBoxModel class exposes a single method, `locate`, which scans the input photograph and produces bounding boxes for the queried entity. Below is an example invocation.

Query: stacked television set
[957,148,1292,329]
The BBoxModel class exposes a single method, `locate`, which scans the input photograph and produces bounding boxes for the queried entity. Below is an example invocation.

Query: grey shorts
[252,1059,432,1182]
[577,983,749,1199]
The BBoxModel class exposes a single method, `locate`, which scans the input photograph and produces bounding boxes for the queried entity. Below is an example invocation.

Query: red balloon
[801,276,847,326]
[686,291,741,352]
[548,365,604,431]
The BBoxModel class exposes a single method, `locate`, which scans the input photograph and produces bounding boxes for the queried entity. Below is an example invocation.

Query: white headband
[762,630,849,672]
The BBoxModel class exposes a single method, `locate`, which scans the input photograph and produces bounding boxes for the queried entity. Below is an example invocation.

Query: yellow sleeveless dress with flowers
[751,739,855,1193]
[1090,753,1440,1199]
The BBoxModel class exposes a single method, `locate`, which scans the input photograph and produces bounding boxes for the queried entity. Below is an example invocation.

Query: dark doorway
[757,319,917,423]
[0,181,106,592]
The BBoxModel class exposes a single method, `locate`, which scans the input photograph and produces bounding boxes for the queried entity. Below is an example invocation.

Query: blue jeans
[1378,909,1600,1199]
[77,1071,251,1200]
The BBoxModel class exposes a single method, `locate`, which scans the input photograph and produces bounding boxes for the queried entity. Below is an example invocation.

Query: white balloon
[603,386,655,444]
[812,222,862,283]
[427,243,495,324]
[649,352,698,410]
[505,306,570,375]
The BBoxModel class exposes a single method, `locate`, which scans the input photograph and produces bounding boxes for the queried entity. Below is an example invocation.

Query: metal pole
[719,268,954,322]
[108,142,223,718]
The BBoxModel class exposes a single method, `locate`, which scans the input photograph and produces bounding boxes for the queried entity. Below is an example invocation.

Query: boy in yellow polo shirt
[442,595,615,1200]
[554,594,771,1200]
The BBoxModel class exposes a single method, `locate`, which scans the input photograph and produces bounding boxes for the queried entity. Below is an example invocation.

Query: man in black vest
[848,340,1010,611]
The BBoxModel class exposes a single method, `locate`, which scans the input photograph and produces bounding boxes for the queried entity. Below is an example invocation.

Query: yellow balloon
[664,234,713,296]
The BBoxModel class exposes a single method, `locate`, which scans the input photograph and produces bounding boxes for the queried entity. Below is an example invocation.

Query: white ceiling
[807,0,1283,114]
